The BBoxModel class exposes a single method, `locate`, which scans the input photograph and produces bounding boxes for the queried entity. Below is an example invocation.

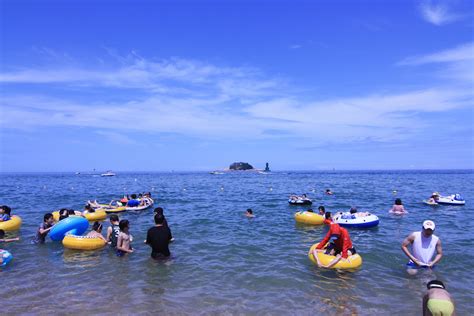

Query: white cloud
[418,0,463,25]
[0,48,472,146]
[289,44,302,49]
[398,42,474,65]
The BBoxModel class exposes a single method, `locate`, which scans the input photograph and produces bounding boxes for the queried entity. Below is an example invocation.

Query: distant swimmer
[318,206,326,216]
[423,280,456,316]
[312,220,356,268]
[402,220,442,275]
[0,205,12,222]
[245,209,255,218]
[0,229,19,243]
[427,192,440,204]
[390,198,408,215]
[325,189,333,195]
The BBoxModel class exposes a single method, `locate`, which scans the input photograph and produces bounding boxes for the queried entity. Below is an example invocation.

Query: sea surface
[0,170,473,315]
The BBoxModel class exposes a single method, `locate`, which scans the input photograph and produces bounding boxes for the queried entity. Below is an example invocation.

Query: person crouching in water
[423,280,455,316]
[312,220,356,268]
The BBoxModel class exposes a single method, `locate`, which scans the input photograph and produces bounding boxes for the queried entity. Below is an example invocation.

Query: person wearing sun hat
[402,220,443,275]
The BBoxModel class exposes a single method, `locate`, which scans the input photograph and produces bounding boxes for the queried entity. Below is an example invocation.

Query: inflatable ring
[308,243,362,269]
[294,212,324,225]
[0,249,13,267]
[62,235,106,250]
[101,206,126,214]
[0,215,22,231]
[332,212,379,228]
[49,217,89,241]
[83,210,107,221]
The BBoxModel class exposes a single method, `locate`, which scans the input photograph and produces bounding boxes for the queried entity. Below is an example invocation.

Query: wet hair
[154,207,164,215]
[138,193,143,198]
[350,207,357,214]
[92,221,103,232]
[154,214,165,224]
[110,214,119,222]
[246,208,253,214]
[44,213,53,221]
[119,219,129,231]
[67,209,76,215]
[59,209,69,221]
[1,205,11,216]
[318,206,325,212]
[131,194,137,199]
[326,189,331,192]
[306,209,313,212]
[427,280,446,290]
[0,229,4,239]
[325,212,332,220]
[395,198,402,205]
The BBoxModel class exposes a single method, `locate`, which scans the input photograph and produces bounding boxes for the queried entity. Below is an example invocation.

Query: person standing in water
[402,220,442,275]
[423,280,455,316]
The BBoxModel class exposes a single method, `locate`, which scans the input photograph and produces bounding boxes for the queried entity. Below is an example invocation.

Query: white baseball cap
[423,220,436,230]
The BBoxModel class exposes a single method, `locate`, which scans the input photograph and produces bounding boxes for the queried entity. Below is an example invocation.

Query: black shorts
[324,243,356,256]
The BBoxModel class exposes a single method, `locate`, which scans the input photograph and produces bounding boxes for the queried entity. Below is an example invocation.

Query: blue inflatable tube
[0,249,13,267]
[49,217,89,241]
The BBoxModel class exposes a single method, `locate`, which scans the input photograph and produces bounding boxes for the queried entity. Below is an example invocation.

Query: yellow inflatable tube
[101,206,126,214]
[83,210,107,221]
[62,235,106,250]
[53,210,107,222]
[308,243,362,269]
[294,211,324,225]
[0,215,22,231]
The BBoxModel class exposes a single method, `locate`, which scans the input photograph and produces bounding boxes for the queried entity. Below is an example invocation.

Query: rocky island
[229,162,254,171]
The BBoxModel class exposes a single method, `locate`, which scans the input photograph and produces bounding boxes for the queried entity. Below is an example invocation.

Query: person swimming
[245,208,255,218]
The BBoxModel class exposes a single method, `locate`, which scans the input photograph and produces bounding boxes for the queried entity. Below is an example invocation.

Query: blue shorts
[406,261,435,269]
[116,249,126,257]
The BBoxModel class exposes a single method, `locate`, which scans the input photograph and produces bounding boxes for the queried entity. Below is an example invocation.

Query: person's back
[127,199,140,207]
[107,215,120,248]
[146,214,172,259]
[423,280,455,316]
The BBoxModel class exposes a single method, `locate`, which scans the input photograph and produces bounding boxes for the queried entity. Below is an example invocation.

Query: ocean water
[0,170,473,315]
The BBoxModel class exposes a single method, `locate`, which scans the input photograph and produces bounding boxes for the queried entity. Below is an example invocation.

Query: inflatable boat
[288,196,312,205]
[436,194,465,206]
[332,212,379,228]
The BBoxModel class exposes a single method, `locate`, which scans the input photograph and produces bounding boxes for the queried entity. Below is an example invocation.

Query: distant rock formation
[264,162,271,172]
[229,162,254,170]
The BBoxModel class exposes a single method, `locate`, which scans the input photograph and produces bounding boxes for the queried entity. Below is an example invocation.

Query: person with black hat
[423,280,455,316]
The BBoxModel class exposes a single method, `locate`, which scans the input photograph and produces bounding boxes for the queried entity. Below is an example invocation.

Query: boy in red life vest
[312,213,356,268]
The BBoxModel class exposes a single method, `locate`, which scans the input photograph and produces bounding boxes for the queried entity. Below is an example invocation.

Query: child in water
[423,280,455,316]
[106,215,120,247]
[33,213,55,244]
[116,219,133,256]
[389,198,408,215]
[0,229,20,242]
[86,222,108,242]
[245,209,255,218]
[0,205,12,222]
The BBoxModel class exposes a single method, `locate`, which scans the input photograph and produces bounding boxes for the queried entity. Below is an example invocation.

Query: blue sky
[1,0,473,171]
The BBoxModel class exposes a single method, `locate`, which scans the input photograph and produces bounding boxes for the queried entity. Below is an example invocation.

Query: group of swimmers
[27,206,173,259]
[302,203,454,315]
[0,198,458,314]
[88,192,153,209]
